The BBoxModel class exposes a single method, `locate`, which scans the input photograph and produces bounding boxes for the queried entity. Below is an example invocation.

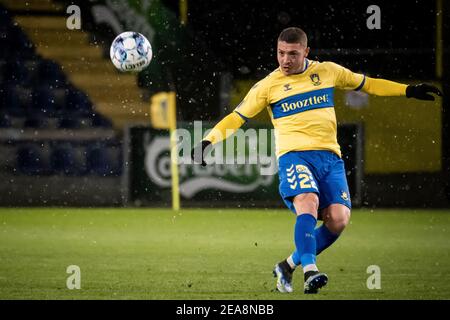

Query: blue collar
[292,58,309,75]
[280,58,310,75]
[301,58,309,73]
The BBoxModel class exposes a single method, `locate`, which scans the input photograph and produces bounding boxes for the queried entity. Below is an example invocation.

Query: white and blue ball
[110,31,152,72]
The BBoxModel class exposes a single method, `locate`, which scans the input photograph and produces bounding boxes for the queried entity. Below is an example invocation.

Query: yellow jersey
[235,59,371,157]
[204,59,407,157]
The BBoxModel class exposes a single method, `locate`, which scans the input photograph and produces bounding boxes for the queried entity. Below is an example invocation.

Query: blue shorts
[278,150,351,215]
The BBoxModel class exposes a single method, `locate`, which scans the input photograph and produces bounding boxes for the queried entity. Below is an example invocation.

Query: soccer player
[191,27,442,294]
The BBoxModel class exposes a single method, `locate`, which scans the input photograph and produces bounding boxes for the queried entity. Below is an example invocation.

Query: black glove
[406,83,443,101]
[191,140,211,166]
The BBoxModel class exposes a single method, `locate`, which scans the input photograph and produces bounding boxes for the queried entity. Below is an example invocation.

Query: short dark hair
[278,27,308,47]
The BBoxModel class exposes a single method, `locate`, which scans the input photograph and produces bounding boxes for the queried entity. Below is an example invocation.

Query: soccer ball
[110,31,152,72]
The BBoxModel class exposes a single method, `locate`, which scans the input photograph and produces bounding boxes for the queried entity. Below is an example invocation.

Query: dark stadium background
[0,0,449,208]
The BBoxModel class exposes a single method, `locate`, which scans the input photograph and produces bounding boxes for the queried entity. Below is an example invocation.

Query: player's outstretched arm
[191,111,246,166]
[363,78,443,101]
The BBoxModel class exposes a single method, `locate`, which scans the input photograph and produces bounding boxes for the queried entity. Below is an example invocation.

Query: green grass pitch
[0,208,449,300]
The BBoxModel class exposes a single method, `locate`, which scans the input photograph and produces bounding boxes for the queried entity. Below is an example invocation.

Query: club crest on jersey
[295,165,310,173]
[341,191,349,201]
[283,84,292,91]
[310,73,321,86]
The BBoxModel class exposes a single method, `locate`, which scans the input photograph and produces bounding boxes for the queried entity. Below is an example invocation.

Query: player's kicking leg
[275,155,327,293]
[276,204,350,293]
[292,193,329,294]
[274,151,351,294]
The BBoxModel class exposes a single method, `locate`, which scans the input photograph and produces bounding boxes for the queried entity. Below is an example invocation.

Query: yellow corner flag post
[168,92,180,211]
[179,0,188,26]
[150,92,180,211]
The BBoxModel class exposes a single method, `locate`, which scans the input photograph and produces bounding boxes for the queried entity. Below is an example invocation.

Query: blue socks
[315,223,339,255]
[294,214,317,268]
[292,223,340,266]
